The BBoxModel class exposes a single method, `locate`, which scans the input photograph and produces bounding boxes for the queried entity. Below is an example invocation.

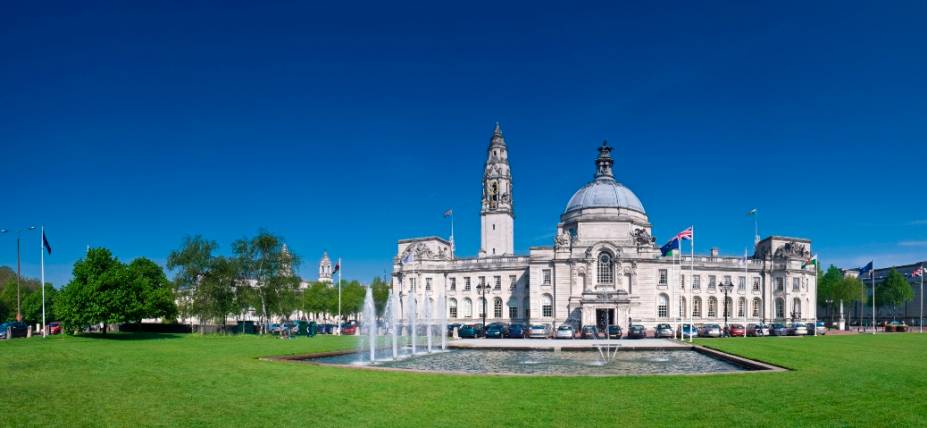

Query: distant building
[392,124,818,331]
[318,251,333,284]
[823,261,926,326]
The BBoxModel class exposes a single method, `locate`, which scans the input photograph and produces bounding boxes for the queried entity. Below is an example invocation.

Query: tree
[168,236,242,331]
[126,257,177,322]
[370,276,391,318]
[232,230,300,332]
[876,269,914,320]
[21,283,57,325]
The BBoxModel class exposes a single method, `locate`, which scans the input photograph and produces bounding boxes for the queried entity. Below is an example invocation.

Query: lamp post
[824,299,834,323]
[477,280,488,331]
[1,226,37,322]
[721,281,734,336]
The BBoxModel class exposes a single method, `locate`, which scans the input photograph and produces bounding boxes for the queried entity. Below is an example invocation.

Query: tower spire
[595,140,614,179]
[480,122,515,257]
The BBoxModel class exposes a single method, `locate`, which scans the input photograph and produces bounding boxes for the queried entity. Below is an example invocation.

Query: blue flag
[660,238,679,256]
[858,261,873,277]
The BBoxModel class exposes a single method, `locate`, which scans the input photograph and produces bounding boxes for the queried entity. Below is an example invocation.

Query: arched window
[708,297,718,318]
[752,298,761,318]
[478,297,486,317]
[658,294,669,318]
[494,297,503,318]
[737,297,746,318]
[541,294,553,317]
[597,252,614,284]
[693,297,702,317]
[679,296,687,318]
[793,298,802,319]
[508,300,518,319]
[775,298,784,319]
[449,298,458,318]
[463,298,473,318]
[723,297,733,318]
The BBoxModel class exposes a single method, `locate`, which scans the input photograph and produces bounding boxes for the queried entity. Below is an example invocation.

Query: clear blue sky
[2,1,925,287]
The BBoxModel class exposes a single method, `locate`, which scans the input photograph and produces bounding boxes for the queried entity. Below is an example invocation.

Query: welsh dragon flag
[802,255,818,269]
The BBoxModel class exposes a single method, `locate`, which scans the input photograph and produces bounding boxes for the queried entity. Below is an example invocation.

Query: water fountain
[387,290,399,360]
[439,292,448,351]
[362,286,377,362]
[424,295,433,353]
[407,292,417,355]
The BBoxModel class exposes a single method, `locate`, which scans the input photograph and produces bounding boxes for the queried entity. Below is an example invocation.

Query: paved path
[449,338,689,350]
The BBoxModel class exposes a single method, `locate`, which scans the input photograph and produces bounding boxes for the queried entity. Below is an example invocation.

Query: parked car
[506,323,527,338]
[747,323,770,337]
[528,324,550,339]
[770,323,788,336]
[485,323,508,338]
[555,325,576,339]
[341,323,358,335]
[0,321,28,339]
[788,323,808,336]
[654,323,674,338]
[458,324,483,338]
[677,323,699,339]
[581,325,599,339]
[727,324,747,337]
[47,321,62,335]
[627,324,647,339]
[814,321,826,335]
[699,324,722,338]
[607,325,623,339]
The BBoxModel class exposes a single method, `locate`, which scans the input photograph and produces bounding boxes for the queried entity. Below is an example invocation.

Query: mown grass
[1,333,924,427]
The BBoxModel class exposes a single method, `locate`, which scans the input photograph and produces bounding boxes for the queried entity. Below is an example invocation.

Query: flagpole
[338,257,342,331]
[871,267,876,334]
[450,211,455,258]
[41,226,46,338]
[920,266,923,334]
[689,226,694,343]
[744,248,748,338]
[813,254,818,337]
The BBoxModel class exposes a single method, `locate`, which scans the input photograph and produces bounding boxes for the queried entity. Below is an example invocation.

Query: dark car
[581,325,599,339]
[607,325,623,339]
[627,324,647,339]
[506,323,527,338]
[458,324,483,338]
[48,322,62,335]
[448,323,463,336]
[484,323,508,338]
[0,321,28,339]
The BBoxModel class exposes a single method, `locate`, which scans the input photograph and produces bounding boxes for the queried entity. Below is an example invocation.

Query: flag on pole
[911,266,924,278]
[675,227,693,241]
[443,209,453,218]
[660,238,680,257]
[802,254,818,269]
[858,261,873,277]
[42,231,52,255]
[746,208,758,216]
[332,260,340,275]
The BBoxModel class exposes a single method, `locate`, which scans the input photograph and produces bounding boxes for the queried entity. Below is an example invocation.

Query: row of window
[674,296,805,319]
[438,275,522,292]
[669,273,762,291]
[445,294,555,319]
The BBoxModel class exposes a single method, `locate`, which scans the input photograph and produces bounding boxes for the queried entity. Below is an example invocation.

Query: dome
[564,177,646,214]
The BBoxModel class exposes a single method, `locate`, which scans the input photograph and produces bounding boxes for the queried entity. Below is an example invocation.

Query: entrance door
[596,309,615,330]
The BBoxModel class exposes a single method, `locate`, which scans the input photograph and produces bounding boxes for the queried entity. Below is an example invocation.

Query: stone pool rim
[263,344,788,377]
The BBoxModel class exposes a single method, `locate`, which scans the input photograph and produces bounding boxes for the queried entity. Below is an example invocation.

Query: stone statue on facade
[555,231,572,250]
[774,241,810,260]
[631,228,654,247]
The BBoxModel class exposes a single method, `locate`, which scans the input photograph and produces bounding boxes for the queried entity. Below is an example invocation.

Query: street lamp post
[721,281,734,336]
[1,227,37,322]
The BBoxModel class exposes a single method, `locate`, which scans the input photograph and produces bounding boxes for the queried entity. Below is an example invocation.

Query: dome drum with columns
[392,125,816,333]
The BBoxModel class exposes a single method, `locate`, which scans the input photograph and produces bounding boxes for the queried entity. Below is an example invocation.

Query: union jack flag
[675,227,693,241]
[912,266,924,278]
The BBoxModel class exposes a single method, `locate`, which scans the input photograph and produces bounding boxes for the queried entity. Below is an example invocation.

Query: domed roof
[564,177,646,214]
[563,140,645,215]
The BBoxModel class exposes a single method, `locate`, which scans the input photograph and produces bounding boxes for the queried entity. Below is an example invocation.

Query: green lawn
[1,333,925,427]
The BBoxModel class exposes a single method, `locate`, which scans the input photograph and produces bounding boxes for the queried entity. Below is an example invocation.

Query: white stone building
[392,124,817,332]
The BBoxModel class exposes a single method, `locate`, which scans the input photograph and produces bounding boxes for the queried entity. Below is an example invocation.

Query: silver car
[699,324,722,338]
[555,325,575,339]
[788,323,808,336]
[528,324,550,339]
[748,323,770,337]
[654,323,674,338]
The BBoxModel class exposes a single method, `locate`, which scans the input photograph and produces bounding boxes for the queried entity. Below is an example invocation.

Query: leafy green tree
[339,280,365,320]
[876,269,914,320]
[126,257,177,322]
[833,276,865,306]
[56,248,133,333]
[232,231,300,332]
[370,276,391,318]
[303,282,335,320]
[21,283,57,325]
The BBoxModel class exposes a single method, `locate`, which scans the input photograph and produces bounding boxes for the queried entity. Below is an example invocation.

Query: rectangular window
[509,305,517,319]
[693,275,701,289]
[494,299,503,318]
[752,277,760,291]
[776,277,784,292]
[449,277,456,291]
[658,301,668,318]
[449,305,458,318]
[738,276,746,291]
[464,277,471,291]
[793,277,801,292]
[542,303,553,317]
[752,299,760,317]
[708,275,717,290]
[509,275,517,290]
[723,275,732,286]
[425,277,432,291]
[494,276,501,290]
[542,269,552,285]
[659,269,668,286]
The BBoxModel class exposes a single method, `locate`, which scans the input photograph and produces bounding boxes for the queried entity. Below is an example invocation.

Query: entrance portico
[580,291,630,330]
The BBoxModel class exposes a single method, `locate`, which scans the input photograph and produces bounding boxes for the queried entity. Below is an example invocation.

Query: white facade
[393,125,817,332]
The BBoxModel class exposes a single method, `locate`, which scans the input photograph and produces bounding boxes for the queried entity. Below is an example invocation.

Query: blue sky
[2,1,925,287]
